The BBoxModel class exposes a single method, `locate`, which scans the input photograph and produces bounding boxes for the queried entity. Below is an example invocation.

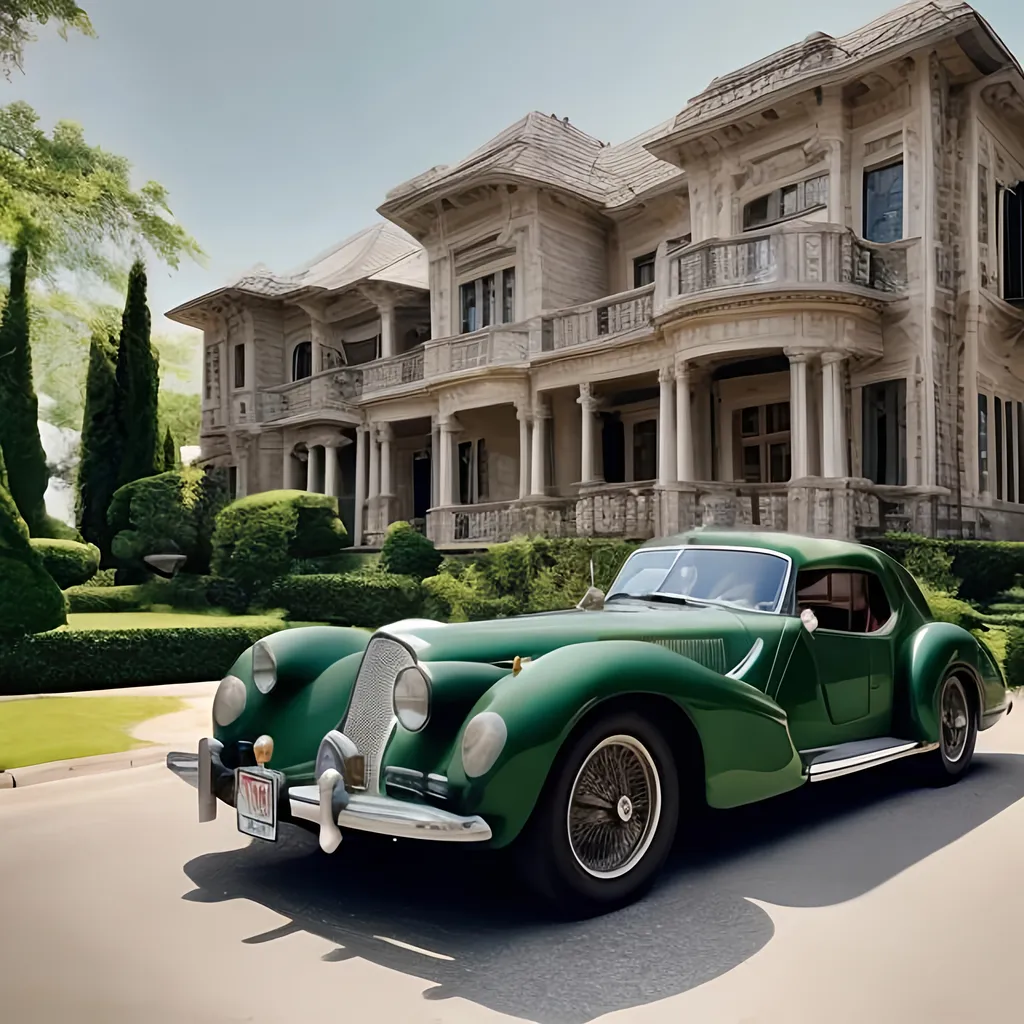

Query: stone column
[787,350,810,480]
[281,444,293,490]
[306,445,320,493]
[516,403,532,499]
[367,430,380,502]
[353,427,368,545]
[378,301,396,360]
[821,353,847,478]
[530,399,550,497]
[675,364,693,482]
[437,416,458,506]
[578,383,601,485]
[236,452,249,499]
[379,424,393,496]
[658,367,677,485]
[324,444,338,499]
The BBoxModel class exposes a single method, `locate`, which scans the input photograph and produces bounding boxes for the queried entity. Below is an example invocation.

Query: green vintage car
[169,529,1012,914]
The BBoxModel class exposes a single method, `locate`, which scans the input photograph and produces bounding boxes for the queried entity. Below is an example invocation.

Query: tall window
[292,341,312,381]
[736,402,791,483]
[633,252,656,288]
[632,420,657,482]
[862,380,907,486]
[460,268,516,333]
[456,438,489,504]
[995,396,1004,500]
[1002,182,1024,305]
[978,394,989,493]
[1007,399,1017,504]
[863,161,904,243]
[233,343,246,389]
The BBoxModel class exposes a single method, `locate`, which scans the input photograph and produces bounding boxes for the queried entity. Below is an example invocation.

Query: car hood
[380,601,766,673]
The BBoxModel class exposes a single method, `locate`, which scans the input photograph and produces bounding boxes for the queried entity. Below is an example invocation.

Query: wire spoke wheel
[567,735,662,879]
[940,677,970,764]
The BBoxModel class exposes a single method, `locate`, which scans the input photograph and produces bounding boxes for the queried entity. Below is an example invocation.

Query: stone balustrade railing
[256,373,358,423]
[424,325,531,378]
[360,349,425,394]
[539,284,655,353]
[663,222,915,304]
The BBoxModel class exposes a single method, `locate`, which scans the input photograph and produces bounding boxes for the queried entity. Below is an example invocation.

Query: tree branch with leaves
[0,1,94,78]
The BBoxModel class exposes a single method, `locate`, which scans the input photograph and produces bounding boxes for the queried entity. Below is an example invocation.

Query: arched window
[292,341,312,381]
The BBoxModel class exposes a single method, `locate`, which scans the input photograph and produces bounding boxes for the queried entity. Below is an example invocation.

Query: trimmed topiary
[380,520,442,580]
[30,538,100,589]
[211,490,347,600]
[0,481,66,639]
[267,571,421,628]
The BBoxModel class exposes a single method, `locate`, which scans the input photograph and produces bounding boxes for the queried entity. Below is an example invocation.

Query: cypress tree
[114,260,160,487]
[77,333,121,560]
[163,426,177,471]
[0,245,50,536]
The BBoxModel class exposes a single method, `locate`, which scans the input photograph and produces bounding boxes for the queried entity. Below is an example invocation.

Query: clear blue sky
[8,0,1024,345]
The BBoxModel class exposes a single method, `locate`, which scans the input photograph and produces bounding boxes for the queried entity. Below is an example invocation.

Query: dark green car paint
[211,530,1010,848]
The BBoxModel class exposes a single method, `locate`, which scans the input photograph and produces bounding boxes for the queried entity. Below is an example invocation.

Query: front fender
[897,621,1005,741]
[215,626,371,777]
[447,640,804,847]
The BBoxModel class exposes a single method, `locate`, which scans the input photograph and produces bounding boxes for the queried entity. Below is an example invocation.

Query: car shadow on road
[181,753,1024,1024]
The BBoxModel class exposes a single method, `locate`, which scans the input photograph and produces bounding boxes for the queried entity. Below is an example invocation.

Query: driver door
[783,569,895,749]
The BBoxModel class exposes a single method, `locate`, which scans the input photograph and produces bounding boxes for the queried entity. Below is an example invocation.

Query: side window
[796,570,891,634]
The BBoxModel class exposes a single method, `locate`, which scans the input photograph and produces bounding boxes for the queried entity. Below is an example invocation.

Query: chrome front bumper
[289,769,492,848]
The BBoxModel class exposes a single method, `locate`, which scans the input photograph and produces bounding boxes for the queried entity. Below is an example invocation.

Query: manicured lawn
[64,611,290,631]
[0,695,185,770]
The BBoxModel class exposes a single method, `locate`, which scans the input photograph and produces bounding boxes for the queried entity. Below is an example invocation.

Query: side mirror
[800,607,819,635]
[577,586,606,611]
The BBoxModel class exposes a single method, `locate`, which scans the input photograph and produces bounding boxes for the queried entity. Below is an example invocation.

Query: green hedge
[421,573,518,621]
[211,490,347,598]
[64,585,145,614]
[380,521,442,580]
[267,571,422,628]
[866,535,1024,603]
[0,624,281,695]
[30,538,100,589]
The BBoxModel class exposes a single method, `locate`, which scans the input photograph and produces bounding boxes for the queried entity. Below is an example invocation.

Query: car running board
[801,737,939,782]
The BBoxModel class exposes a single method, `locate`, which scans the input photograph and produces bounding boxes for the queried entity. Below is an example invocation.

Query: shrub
[421,571,518,622]
[30,538,100,589]
[64,584,145,614]
[920,585,985,631]
[380,521,442,580]
[290,551,379,576]
[0,623,282,696]
[211,490,347,600]
[0,482,66,639]
[267,571,421,628]
[82,568,117,588]
[904,544,960,595]
[1003,628,1024,689]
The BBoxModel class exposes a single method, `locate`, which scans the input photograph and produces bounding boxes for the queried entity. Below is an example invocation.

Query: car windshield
[606,546,790,612]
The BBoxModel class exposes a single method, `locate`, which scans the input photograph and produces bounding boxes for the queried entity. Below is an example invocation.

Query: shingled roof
[380,111,685,220]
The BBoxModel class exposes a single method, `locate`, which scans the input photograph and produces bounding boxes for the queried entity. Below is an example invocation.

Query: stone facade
[169,1,1024,548]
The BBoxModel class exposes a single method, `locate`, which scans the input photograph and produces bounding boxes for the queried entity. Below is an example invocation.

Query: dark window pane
[633,251,656,288]
[292,341,312,381]
[458,441,473,505]
[460,282,477,334]
[740,406,760,437]
[1005,183,1024,303]
[781,185,798,218]
[744,195,771,229]
[867,574,892,631]
[1008,400,1016,503]
[742,445,762,483]
[633,420,657,481]
[766,401,790,433]
[864,161,904,243]
[769,441,791,483]
[481,275,495,328]
[996,397,1004,499]
[1018,403,1024,504]
[234,343,245,389]
[502,268,515,322]
[476,439,488,502]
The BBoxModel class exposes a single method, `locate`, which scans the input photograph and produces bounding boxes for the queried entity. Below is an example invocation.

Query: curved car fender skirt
[448,639,804,847]
[897,621,1006,742]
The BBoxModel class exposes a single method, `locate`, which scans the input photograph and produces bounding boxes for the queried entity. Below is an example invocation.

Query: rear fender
[447,640,804,847]
[897,621,1003,741]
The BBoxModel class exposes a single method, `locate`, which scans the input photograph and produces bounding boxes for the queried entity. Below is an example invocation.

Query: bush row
[0,624,283,695]
[266,571,423,629]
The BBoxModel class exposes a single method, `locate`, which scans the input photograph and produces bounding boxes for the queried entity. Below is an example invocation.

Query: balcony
[423,324,531,379]
[257,372,359,424]
[540,284,655,354]
[334,349,426,399]
[661,223,917,313]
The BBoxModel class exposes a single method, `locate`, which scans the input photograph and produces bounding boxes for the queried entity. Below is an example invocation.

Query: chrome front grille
[341,636,414,794]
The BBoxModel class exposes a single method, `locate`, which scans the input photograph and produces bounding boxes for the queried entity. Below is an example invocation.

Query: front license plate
[236,766,280,842]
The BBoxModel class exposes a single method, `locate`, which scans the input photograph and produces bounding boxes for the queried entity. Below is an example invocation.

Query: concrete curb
[2,746,173,790]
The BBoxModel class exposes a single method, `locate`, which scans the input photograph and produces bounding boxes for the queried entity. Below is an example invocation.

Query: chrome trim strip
[289,785,492,842]
[805,740,938,782]
[725,638,764,680]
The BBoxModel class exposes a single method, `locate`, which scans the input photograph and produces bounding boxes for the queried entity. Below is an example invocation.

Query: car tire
[926,673,978,786]
[517,710,680,918]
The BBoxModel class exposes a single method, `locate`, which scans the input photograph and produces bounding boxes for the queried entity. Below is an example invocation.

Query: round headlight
[461,712,507,778]
[252,640,277,694]
[393,666,431,732]
[213,674,247,727]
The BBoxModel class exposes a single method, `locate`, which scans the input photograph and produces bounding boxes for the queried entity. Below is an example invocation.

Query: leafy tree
[114,260,159,488]
[76,331,118,558]
[0,1,93,77]
[0,100,203,285]
[162,426,177,470]
[158,389,199,448]
[0,243,49,534]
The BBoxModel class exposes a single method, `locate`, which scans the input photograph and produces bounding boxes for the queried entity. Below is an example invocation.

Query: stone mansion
[169,1,1024,548]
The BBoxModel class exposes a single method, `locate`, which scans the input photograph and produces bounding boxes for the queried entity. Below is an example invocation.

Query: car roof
[644,528,893,574]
